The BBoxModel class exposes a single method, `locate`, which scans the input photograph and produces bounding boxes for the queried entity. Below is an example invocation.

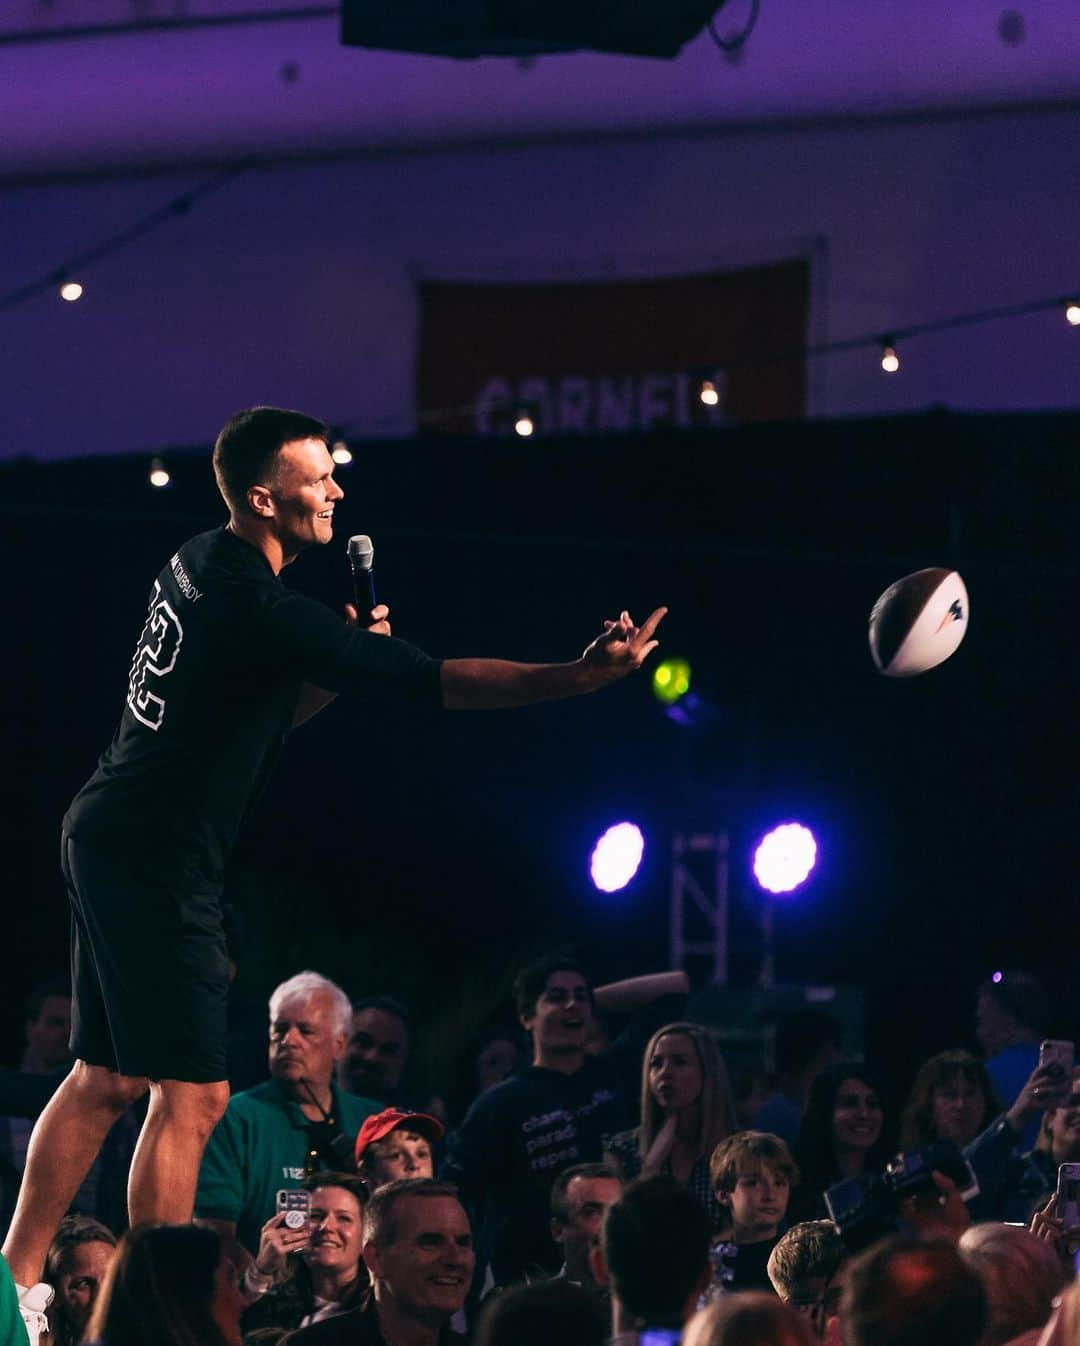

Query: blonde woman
[606,1022,736,1231]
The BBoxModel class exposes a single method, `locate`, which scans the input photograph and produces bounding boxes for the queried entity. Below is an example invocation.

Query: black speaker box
[341,0,718,59]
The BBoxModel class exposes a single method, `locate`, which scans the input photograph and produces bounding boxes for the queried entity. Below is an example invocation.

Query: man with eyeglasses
[444,956,686,1291]
[767,1219,848,1343]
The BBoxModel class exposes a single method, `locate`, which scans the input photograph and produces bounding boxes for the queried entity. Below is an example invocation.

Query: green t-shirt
[195,1079,380,1252]
[0,1255,30,1346]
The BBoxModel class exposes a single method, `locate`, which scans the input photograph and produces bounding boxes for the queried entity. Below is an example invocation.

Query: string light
[148,456,171,489]
[880,342,900,374]
[1065,301,1080,327]
[513,408,535,438]
[331,440,353,465]
[699,379,720,407]
[59,281,83,303]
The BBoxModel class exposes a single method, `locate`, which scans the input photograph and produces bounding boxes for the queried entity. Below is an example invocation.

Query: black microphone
[347,534,376,619]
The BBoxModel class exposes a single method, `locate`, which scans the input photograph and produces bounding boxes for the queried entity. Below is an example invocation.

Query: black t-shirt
[64,527,442,881]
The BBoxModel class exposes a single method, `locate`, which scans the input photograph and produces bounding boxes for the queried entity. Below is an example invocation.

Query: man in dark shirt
[443,957,686,1287]
[2,406,666,1305]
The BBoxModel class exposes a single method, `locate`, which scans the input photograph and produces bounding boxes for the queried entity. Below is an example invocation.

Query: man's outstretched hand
[581,608,667,684]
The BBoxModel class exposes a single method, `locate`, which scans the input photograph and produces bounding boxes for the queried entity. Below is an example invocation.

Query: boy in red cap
[354,1108,445,1191]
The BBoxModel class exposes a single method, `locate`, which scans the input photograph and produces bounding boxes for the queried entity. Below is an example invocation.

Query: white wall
[3,104,1079,461]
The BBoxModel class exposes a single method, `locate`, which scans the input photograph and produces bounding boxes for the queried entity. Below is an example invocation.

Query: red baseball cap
[354,1107,445,1164]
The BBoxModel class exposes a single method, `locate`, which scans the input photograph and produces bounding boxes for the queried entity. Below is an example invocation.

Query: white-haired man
[197,970,381,1253]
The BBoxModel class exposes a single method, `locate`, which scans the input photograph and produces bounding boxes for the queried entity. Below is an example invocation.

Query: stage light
[590,822,645,893]
[514,409,534,437]
[991,969,1003,984]
[59,281,83,302]
[331,441,353,465]
[699,379,720,407]
[1066,302,1080,327]
[149,457,171,489]
[880,343,900,374]
[752,822,817,895]
[652,657,692,706]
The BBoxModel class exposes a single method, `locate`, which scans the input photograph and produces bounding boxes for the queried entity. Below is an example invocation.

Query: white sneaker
[15,1283,52,1346]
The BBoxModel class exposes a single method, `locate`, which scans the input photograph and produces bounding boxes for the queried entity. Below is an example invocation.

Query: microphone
[347,534,377,619]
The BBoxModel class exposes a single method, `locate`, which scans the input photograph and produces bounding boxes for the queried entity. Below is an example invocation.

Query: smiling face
[930,1073,987,1148]
[365,1195,474,1322]
[268,990,348,1093]
[522,970,593,1062]
[260,437,343,559]
[307,1185,365,1278]
[365,1128,436,1186]
[832,1077,884,1156]
[55,1239,115,1339]
[648,1031,704,1114]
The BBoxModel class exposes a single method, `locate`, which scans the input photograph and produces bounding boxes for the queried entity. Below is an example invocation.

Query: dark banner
[417,258,809,435]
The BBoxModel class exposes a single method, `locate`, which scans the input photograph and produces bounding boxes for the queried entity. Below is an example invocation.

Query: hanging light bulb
[149,457,171,489]
[513,408,535,438]
[59,281,84,302]
[880,342,900,374]
[699,379,720,407]
[331,440,353,465]
[1065,301,1080,327]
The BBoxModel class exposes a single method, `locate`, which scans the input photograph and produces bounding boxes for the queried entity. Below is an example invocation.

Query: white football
[869,567,969,677]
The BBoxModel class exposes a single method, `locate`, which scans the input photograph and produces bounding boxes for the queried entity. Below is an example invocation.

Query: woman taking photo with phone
[606,1022,736,1231]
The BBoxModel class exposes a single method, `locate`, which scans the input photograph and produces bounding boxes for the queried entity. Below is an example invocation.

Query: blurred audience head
[514,956,594,1063]
[899,1049,1000,1150]
[338,996,412,1100]
[958,1221,1065,1346]
[768,1220,848,1341]
[354,1107,444,1186]
[797,1063,888,1195]
[1042,1068,1080,1164]
[361,1179,474,1323]
[45,1215,118,1346]
[594,1176,712,1329]
[267,970,351,1094]
[640,1022,736,1168]
[549,1162,623,1287]
[474,1280,608,1346]
[23,975,73,1074]
[709,1130,798,1243]
[975,971,1049,1057]
[841,1235,986,1346]
[684,1293,816,1346]
[774,1010,844,1086]
[473,1026,523,1095]
[86,1222,244,1346]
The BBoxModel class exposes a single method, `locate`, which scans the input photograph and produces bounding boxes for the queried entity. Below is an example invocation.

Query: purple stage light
[752,822,818,895]
[590,822,645,893]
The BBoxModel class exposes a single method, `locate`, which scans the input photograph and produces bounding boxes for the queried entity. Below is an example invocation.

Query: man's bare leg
[1,1061,148,1288]
[127,1078,230,1225]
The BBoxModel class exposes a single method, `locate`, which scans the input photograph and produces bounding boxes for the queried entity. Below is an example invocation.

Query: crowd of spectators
[2,963,1079,1346]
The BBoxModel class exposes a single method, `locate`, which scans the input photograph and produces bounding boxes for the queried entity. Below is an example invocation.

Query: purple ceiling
[4,1,1079,178]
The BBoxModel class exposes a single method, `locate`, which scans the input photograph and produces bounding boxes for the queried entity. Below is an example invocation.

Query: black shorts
[61,830,230,1083]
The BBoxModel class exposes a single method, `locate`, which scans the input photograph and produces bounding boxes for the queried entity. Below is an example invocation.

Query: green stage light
[652,657,691,706]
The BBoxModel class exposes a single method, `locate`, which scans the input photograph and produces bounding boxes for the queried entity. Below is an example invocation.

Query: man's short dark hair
[550,1163,622,1222]
[352,995,412,1036]
[773,1009,843,1076]
[602,1177,711,1324]
[514,956,592,1020]
[362,1177,461,1249]
[212,406,330,515]
[842,1236,987,1346]
[978,971,1050,1037]
[25,976,70,1024]
[475,1280,607,1346]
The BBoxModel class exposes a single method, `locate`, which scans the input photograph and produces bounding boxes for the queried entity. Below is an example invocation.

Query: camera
[825,1139,979,1252]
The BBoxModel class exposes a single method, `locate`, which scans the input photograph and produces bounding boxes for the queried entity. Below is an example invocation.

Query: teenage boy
[709,1131,798,1294]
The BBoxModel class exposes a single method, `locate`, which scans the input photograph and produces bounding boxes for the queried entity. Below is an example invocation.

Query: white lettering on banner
[473,371,731,436]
